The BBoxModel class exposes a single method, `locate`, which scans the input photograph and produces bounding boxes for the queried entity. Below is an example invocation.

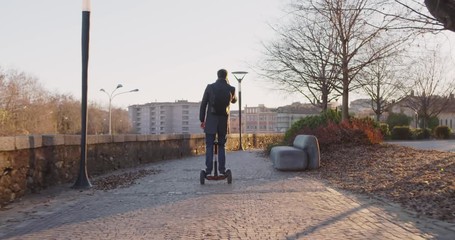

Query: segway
[200,140,232,184]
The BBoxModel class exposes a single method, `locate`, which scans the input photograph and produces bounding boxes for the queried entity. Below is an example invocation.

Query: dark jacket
[199,79,237,135]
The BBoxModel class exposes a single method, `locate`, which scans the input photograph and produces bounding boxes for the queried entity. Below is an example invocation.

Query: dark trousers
[205,133,226,174]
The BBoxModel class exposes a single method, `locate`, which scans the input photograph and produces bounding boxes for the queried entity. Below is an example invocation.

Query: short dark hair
[217,69,228,79]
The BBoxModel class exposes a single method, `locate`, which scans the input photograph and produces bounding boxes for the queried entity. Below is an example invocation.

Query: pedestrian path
[0,150,454,239]
[387,139,455,152]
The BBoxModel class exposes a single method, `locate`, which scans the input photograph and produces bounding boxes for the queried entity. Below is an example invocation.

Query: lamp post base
[73,171,92,189]
[72,178,92,189]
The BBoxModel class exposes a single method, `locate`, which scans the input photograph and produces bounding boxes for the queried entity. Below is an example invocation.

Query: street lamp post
[100,85,139,135]
[73,0,92,189]
[231,71,248,151]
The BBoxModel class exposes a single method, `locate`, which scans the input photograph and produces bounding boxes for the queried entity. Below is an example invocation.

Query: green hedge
[386,112,411,130]
[434,126,451,139]
[391,126,412,140]
[283,109,341,143]
[411,128,431,140]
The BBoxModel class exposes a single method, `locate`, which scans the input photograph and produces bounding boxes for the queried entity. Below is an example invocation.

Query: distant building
[387,94,455,129]
[129,100,329,135]
[244,104,277,133]
[229,102,322,133]
[349,99,375,119]
[387,96,418,127]
[229,110,240,133]
[128,100,201,135]
[275,102,321,132]
[438,94,455,129]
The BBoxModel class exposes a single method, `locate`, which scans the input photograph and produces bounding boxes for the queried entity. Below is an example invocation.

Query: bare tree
[48,93,81,134]
[359,53,409,121]
[88,102,108,135]
[0,66,133,136]
[259,6,342,111]
[0,69,51,135]
[403,50,455,128]
[0,69,9,134]
[379,1,447,32]
[111,107,132,134]
[299,0,411,120]
[380,0,455,32]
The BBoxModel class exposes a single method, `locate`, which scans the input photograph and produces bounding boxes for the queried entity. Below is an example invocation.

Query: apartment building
[275,102,322,132]
[229,111,240,133]
[229,102,322,133]
[128,100,202,135]
[349,99,375,119]
[244,104,277,133]
[129,101,325,135]
[229,105,278,134]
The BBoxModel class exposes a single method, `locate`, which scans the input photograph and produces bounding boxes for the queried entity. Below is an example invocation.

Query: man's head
[217,69,228,80]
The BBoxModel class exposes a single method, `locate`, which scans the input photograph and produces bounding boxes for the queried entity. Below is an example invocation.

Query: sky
[1,0,455,110]
[0,0,301,110]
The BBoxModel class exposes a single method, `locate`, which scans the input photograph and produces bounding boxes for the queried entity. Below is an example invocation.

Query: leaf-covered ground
[316,143,455,222]
[92,169,161,191]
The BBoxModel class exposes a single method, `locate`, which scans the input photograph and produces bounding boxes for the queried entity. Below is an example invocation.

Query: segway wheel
[200,170,206,185]
[226,169,232,184]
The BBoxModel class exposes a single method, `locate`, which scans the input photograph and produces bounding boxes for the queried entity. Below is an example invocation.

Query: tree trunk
[375,99,381,122]
[321,86,329,111]
[376,80,381,122]
[342,84,349,121]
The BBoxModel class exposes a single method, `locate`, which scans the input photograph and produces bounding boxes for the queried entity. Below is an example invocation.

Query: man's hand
[200,122,205,129]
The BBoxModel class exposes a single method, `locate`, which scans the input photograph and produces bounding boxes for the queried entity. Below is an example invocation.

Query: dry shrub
[294,118,383,150]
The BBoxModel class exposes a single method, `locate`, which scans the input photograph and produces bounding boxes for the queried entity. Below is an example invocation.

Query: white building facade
[387,94,455,130]
[229,103,322,133]
[244,105,277,133]
[275,102,322,132]
[128,100,202,135]
[129,101,328,135]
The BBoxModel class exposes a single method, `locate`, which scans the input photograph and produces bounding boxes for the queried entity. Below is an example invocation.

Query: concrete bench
[270,135,320,171]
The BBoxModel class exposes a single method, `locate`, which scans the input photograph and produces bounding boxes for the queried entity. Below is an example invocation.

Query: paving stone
[0,150,453,240]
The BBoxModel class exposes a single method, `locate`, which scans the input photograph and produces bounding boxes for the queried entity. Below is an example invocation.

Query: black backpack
[209,83,231,116]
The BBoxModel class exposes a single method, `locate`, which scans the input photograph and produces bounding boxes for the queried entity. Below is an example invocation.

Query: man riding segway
[199,69,237,184]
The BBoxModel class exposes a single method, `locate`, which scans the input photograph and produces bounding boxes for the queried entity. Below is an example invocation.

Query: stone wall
[0,133,283,206]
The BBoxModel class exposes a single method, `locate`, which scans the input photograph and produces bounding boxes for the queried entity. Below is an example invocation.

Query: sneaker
[219,170,226,175]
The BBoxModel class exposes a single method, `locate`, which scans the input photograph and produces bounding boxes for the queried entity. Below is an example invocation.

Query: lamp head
[100,88,106,92]
[82,0,91,11]
[231,71,248,83]
[116,84,123,89]
[131,89,139,92]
